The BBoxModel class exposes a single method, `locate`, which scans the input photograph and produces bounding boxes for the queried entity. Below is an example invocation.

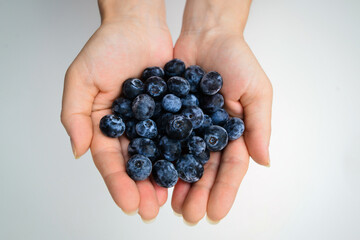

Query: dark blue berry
[142,66,164,80]
[187,136,206,155]
[111,97,134,120]
[125,119,138,140]
[175,154,204,183]
[211,109,229,126]
[194,148,210,165]
[196,114,213,137]
[182,106,204,129]
[145,76,167,99]
[128,138,158,161]
[224,117,245,140]
[162,94,182,113]
[200,71,223,95]
[184,65,205,92]
[167,76,190,97]
[132,94,155,120]
[126,154,152,181]
[181,94,199,107]
[135,119,158,139]
[201,93,224,113]
[156,112,174,135]
[152,160,178,188]
[99,114,125,138]
[152,101,163,120]
[158,136,182,162]
[164,59,186,78]
[204,125,228,151]
[122,78,144,99]
[166,115,193,140]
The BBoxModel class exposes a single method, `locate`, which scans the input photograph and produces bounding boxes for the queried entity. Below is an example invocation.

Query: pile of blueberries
[99,59,245,188]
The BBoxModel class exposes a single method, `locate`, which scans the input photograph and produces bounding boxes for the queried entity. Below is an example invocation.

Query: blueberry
[204,125,228,151]
[99,114,125,138]
[162,94,182,113]
[167,76,190,97]
[125,119,139,140]
[136,119,158,139]
[194,148,210,165]
[152,160,178,188]
[200,71,223,95]
[126,154,152,181]
[145,76,167,99]
[132,94,155,120]
[122,78,144,99]
[187,136,206,155]
[128,138,158,161]
[175,154,204,183]
[156,112,174,135]
[158,136,182,162]
[201,93,224,113]
[166,115,193,140]
[184,65,205,92]
[182,106,204,129]
[211,109,229,126]
[164,59,186,78]
[181,94,199,108]
[142,66,165,80]
[224,117,245,140]
[111,97,134,120]
[196,114,213,137]
[152,101,163,120]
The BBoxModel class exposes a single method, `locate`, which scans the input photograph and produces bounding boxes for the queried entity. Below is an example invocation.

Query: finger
[171,180,191,215]
[91,110,139,214]
[136,179,160,221]
[181,152,221,224]
[61,64,98,158]
[207,138,249,221]
[241,80,273,166]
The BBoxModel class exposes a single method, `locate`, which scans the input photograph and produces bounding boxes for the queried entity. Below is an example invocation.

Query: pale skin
[61,0,272,224]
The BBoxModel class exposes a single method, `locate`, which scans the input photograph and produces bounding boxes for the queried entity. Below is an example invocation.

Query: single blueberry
[122,78,144,99]
[211,109,229,126]
[166,115,193,140]
[194,148,210,165]
[175,154,204,183]
[152,101,163,120]
[132,94,155,120]
[196,114,213,137]
[156,112,174,135]
[111,97,134,120]
[128,138,158,161]
[141,66,165,80]
[184,65,205,92]
[182,106,204,129]
[181,94,199,108]
[135,119,158,139]
[99,114,125,138]
[162,94,182,113]
[224,117,245,140]
[204,125,229,151]
[145,76,167,99]
[200,71,223,95]
[167,76,190,97]
[201,93,224,113]
[152,160,178,188]
[164,59,186,78]
[187,136,206,156]
[126,154,152,181]
[158,136,182,162]
[125,119,139,140]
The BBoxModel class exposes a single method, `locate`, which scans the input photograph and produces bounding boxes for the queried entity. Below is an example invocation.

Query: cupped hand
[172,31,273,223]
[61,18,173,220]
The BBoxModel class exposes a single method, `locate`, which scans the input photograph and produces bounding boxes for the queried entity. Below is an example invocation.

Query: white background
[1,0,360,239]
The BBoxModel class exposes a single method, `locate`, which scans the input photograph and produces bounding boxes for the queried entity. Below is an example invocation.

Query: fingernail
[265,162,271,168]
[206,215,220,225]
[173,211,182,217]
[123,209,138,216]
[70,138,79,159]
[183,219,198,226]
[141,217,156,224]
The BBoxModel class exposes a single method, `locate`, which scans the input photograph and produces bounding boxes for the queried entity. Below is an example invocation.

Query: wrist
[181,0,251,35]
[98,0,167,27]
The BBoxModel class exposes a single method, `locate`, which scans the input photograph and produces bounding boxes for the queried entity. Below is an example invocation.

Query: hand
[171,0,273,224]
[61,0,173,221]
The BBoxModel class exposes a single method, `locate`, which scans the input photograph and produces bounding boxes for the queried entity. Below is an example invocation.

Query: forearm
[98,0,167,26]
[181,0,251,34]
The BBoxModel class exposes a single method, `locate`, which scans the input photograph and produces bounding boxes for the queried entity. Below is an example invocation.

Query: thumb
[61,64,98,159]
